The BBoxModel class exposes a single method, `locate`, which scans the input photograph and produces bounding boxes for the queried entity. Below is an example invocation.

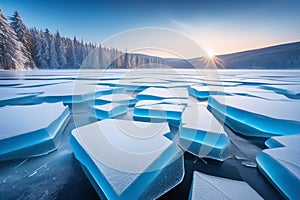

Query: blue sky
[1,0,300,56]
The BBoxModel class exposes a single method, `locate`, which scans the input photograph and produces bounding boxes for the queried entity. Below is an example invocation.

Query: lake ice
[0,69,299,200]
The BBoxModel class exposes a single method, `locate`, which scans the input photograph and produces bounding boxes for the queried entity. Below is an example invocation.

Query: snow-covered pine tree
[10,11,36,69]
[49,35,59,68]
[65,38,80,68]
[0,8,26,70]
[54,31,67,67]
[42,28,51,68]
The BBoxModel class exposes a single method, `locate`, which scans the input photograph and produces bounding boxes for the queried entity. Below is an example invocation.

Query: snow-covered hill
[164,42,300,69]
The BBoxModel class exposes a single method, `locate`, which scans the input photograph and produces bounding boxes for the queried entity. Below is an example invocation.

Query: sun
[206,50,215,59]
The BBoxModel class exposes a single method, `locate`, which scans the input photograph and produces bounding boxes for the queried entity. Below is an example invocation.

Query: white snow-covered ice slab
[0,102,70,161]
[265,134,300,148]
[256,146,300,199]
[0,88,38,106]
[90,103,128,120]
[179,105,230,160]
[189,171,263,200]
[92,93,137,106]
[208,95,300,137]
[136,87,188,100]
[36,82,123,103]
[261,84,300,99]
[70,119,184,200]
[188,85,226,100]
[133,100,185,127]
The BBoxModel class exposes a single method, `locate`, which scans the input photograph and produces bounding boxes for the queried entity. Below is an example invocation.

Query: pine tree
[10,11,36,69]
[0,8,25,70]
[49,35,59,67]
[54,31,66,67]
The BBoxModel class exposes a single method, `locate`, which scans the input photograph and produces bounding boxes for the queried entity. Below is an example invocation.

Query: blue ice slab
[208,95,300,137]
[136,87,188,101]
[179,105,230,161]
[36,82,123,103]
[90,103,128,120]
[256,147,300,199]
[70,119,184,200]
[261,84,300,99]
[133,100,185,127]
[189,171,263,200]
[0,102,70,161]
[188,85,230,100]
[265,134,300,148]
[92,93,137,106]
[0,88,38,106]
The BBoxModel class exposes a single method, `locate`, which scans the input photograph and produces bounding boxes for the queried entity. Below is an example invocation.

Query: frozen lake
[0,69,300,200]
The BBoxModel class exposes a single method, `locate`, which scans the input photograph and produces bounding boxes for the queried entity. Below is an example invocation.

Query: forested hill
[0,9,163,70]
[1,8,299,70]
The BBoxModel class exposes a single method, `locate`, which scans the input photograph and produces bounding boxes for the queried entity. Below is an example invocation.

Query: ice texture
[179,104,230,160]
[70,119,184,200]
[133,100,185,126]
[0,102,70,161]
[208,95,300,137]
[90,103,128,119]
[189,171,263,200]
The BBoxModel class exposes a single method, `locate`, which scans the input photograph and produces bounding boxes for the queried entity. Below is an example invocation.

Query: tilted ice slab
[0,88,38,106]
[90,103,128,120]
[136,87,188,101]
[261,84,300,99]
[71,119,184,200]
[188,84,289,101]
[208,95,300,137]
[36,82,123,103]
[256,144,300,199]
[0,102,70,161]
[265,134,300,148]
[133,100,185,127]
[179,105,230,161]
[189,171,263,200]
[92,93,137,106]
[188,85,227,100]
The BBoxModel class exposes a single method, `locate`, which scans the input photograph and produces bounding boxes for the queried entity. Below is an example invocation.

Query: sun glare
[206,50,215,59]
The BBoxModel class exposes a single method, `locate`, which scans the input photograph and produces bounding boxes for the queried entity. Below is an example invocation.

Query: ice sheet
[179,105,230,160]
[189,171,263,200]
[0,102,70,161]
[90,103,128,119]
[208,95,300,137]
[71,119,184,199]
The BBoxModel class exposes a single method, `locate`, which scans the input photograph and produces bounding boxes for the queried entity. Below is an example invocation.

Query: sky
[1,0,300,58]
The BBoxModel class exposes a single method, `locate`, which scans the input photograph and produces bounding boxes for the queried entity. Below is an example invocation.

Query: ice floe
[71,119,184,199]
[90,103,128,120]
[208,95,300,137]
[179,104,230,160]
[0,102,70,161]
[189,171,262,200]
